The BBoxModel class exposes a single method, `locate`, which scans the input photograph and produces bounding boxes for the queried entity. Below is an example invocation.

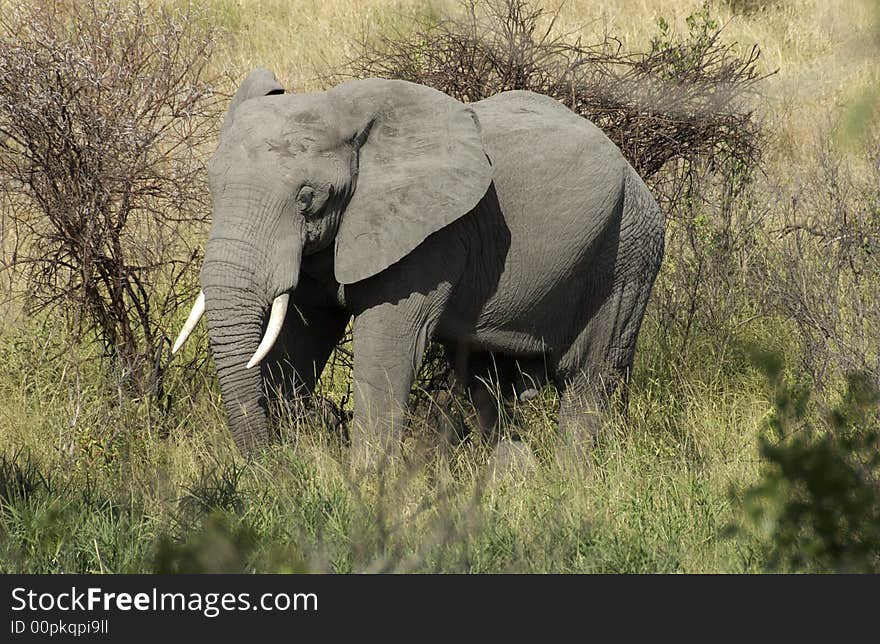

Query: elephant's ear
[332,79,493,285]
[222,68,284,134]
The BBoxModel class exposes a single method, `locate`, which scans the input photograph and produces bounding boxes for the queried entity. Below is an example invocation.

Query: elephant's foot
[349,415,405,476]
[311,396,350,443]
[274,395,350,444]
[487,438,538,480]
[554,383,608,468]
[557,370,615,437]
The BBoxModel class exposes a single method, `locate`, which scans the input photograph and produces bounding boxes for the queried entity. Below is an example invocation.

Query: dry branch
[0,0,222,392]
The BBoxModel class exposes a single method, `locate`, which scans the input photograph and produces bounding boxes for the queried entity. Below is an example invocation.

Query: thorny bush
[0,0,222,394]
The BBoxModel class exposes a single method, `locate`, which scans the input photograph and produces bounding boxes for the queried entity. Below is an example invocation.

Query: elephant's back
[472,91,626,175]
[461,92,631,347]
[471,90,629,249]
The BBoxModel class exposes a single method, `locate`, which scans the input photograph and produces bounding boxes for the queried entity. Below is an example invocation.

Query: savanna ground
[0,0,879,573]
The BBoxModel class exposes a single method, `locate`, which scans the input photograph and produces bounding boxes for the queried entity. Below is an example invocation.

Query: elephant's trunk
[203,281,271,452]
[199,188,305,452]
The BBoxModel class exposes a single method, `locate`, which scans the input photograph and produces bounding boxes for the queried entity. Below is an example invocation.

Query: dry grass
[201,0,879,163]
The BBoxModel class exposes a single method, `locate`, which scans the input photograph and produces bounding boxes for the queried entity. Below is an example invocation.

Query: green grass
[3,298,878,573]
[0,312,778,573]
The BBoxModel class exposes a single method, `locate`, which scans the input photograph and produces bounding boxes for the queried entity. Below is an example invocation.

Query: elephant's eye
[296,186,314,212]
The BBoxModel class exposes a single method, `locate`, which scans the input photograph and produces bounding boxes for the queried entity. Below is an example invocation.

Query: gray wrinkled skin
[200,69,664,463]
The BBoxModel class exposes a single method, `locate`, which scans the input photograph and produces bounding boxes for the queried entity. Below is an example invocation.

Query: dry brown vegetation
[343,0,765,184]
[0,0,221,392]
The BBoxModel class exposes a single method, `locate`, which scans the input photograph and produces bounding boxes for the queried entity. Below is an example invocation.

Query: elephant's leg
[557,276,652,445]
[467,354,551,441]
[442,349,507,441]
[443,352,541,443]
[511,356,550,403]
[466,353,506,441]
[262,299,350,432]
[349,295,448,468]
[470,379,502,440]
[607,283,653,411]
[462,353,542,475]
[345,224,466,467]
[423,346,499,445]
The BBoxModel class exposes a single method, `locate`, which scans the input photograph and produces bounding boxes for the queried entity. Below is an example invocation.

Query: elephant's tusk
[246,293,289,369]
[171,290,205,355]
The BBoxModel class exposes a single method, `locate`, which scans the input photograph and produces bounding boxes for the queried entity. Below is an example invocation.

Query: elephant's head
[173,69,493,451]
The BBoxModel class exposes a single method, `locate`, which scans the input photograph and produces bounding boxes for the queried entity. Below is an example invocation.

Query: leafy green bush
[738,351,880,572]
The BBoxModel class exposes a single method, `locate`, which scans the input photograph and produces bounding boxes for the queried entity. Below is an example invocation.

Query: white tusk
[171,290,205,355]
[246,293,289,369]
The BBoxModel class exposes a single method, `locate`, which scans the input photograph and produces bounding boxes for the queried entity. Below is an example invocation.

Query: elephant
[172,68,665,463]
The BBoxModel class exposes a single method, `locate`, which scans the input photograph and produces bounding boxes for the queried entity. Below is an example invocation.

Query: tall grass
[0,306,773,573]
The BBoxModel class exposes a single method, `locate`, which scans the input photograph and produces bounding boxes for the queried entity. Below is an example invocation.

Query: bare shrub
[342,0,765,192]
[0,0,222,393]
[721,0,782,15]
[646,161,771,369]
[770,138,880,390]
